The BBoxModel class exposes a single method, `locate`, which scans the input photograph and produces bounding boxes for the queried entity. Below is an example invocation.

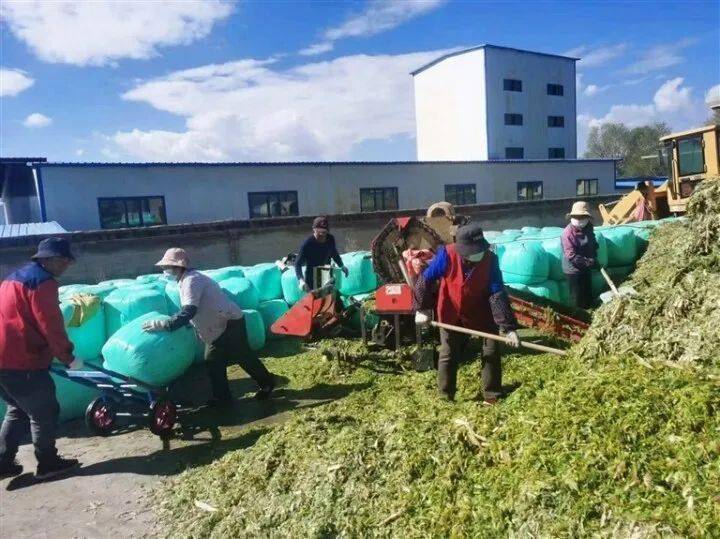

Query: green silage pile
[157,182,719,537]
[577,180,720,370]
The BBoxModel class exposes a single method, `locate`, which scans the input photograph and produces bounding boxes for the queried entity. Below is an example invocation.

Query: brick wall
[0,195,616,284]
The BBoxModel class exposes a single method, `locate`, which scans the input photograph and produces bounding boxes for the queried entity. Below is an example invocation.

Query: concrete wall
[414,49,488,161]
[0,194,617,284]
[38,160,615,231]
[484,47,576,159]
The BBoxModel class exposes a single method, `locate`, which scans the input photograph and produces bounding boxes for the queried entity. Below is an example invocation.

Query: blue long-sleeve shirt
[422,245,505,295]
[295,234,344,288]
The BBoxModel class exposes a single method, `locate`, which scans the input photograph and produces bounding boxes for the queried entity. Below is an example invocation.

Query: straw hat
[155,247,190,268]
[566,201,592,220]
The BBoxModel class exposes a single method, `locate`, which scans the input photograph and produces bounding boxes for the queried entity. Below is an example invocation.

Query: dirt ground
[0,360,328,539]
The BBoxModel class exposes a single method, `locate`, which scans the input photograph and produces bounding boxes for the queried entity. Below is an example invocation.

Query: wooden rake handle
[430,321,567,356]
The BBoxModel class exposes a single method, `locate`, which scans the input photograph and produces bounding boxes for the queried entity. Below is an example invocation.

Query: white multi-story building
[413,44,578,161]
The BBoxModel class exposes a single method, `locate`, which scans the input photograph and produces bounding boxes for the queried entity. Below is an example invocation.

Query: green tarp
[102,312,196,386]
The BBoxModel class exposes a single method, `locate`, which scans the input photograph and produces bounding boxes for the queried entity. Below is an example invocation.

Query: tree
[584,122,671,177]
[708,108,720,126]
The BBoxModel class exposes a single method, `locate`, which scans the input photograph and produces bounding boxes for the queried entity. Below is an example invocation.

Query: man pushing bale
[143,248,276,407]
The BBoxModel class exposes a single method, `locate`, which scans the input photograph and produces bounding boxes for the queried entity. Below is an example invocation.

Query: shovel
[599,267,637,304]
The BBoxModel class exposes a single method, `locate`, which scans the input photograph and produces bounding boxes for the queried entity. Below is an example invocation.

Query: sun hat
[566,201,593,220]
[32,237,75,261]
[155,247,190,268]
[455,222,490,258]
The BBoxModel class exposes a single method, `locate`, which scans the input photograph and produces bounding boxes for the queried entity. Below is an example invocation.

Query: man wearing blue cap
[0,237,82,481]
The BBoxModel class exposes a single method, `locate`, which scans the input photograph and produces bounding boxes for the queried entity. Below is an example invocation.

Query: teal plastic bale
[201,266,245,282]
[243,263,282,302]
[525,280,562,303]
[165,280,182,314]
[541,237,565,281]
[219,277,260,309]
[60,283,117,301]
[521,226,542,235]
[104,287,169,338]
[596,233,609,267]
[634,227,653,254]
[51,361,101,422]
[598,226,638,266]
[503,229,522,237]
[258,299,290,338]
[506,282,529,294]
[242,309,266,351]
[136,274,163,285]
[281,268,305,305]
[102,312,196,386]
[499,241,549,285]
[98,279,137,289]
[58,284,86,297]
[60,301,106,359]
[556,278,570,306]
[336,251,378,296]
[540,226,564,238]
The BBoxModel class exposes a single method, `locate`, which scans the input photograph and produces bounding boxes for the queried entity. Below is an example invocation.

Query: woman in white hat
[561,201,599,309]
[143,248,276,406]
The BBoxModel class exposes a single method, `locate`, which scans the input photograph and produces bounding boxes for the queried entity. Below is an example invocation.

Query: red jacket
[0,262,74,370]
[437,244,496,333]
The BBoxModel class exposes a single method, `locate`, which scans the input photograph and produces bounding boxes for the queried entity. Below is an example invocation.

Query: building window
[547,83,564,96]
[503,78,522,92]
[504,113,523,126]
[677,136,705,176]
[517,181,543,201]
[548,147,565,159]
[248,191,299,218]
[505,147,524,159]
[548,115,565,128]
[445,184,477,206]
[98,196,166,229]
[576,179,599,196]
[360,187,398,212]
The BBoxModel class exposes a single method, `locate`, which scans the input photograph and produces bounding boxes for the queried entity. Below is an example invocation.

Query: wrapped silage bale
[258,299,290,338]
[60,283,116,301]
[503,229,522,238]
[598,227,637,267]
[60,299,106,359]
[336,251,378,296]
[541,237,565,281]
[104,286,169,338]
[136,273,164,285]
[634,227,653,254]
[499,241,549,285]
[102,312,196,386]
[242,309,266,351]
[201,266,245,282]
[521,226,542,236]
[98,278,136,289]
[596,233,609,268]
[51,362,100,422]
[243,263,282,301]
[525,280,562,304]
[281,268,305,305]
[540,226,564,238]
[165,280,182,314]
[219,277,260,309]
[556,279,570,306]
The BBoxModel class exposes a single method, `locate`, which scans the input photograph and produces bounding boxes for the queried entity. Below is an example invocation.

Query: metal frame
[97,195,167,229]
[547,83,564,96]
[576,178,599,196]
[676,136,706,177]
[360,187,398,212]
[517,181,544,201]
[444,183,477,206]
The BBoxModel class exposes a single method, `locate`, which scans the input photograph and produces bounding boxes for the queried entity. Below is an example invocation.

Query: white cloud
[0,0,233,66]
[75,149,85,157]
[564,43,626,67]
[111,49,451,161]
[623,38,697,75]
[706,84,720,107]
[23,112,51,128]
[653,77,693,113]
[302,0,445,56]
[584,84,611,97]
[0,67,34,96]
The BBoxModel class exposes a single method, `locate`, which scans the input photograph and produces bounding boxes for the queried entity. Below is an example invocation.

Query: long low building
[27,159,616,232]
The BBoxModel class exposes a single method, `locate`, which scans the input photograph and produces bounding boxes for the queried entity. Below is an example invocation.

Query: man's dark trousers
[205,317,273,400]
[0,369,60,466]
[437,328,502,400]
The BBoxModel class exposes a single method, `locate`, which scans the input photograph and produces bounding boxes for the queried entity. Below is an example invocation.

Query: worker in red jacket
[0,238,83,481]
[415,223,520,405]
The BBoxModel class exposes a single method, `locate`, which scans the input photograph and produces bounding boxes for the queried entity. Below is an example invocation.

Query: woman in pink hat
[144,248,276,407]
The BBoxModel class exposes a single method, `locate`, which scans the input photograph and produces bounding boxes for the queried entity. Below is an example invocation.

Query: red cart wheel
[85,397,117,436]
[149,399,177,437]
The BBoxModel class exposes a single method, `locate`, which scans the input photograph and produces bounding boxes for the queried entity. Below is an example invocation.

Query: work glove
[142,319,170,332]
[298,279,310,293]
[505,331,521,348]
[68,358,84,371]
[341,266,349,277]
[414,310,431,327]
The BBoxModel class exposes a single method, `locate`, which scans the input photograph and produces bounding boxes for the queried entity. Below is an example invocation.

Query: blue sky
[1,0,718,162]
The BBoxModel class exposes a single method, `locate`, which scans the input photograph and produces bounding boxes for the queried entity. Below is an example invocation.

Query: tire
[85,397,117,436]
[148,399,177,437]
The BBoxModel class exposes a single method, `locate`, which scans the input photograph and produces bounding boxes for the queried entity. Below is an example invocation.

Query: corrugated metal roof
[37,158,617,168]
[0,221,66,239]
[411,44,579,76]
[0,157,47,164]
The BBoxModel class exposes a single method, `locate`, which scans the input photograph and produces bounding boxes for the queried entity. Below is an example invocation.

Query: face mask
[571,218,589,228]
[466,251,486,263]
[163,269,179,280]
